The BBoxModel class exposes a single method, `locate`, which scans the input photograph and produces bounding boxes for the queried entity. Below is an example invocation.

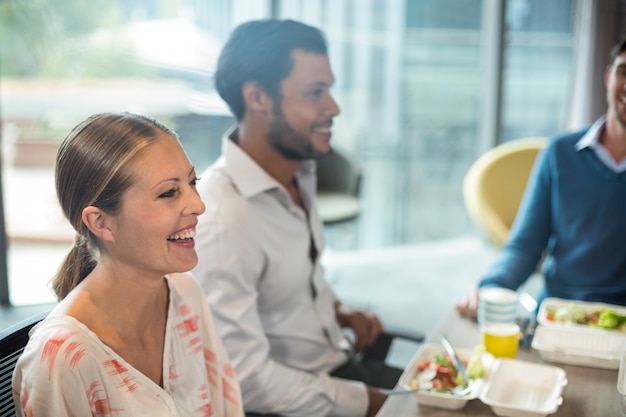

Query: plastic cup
[481,322,520,358]
[478,288,519,326]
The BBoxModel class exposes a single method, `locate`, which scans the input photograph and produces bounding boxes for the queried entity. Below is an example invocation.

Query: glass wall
[501,0,575,141]
[0,0,264,305]
[0,0,577,305]
[275,0,575,246]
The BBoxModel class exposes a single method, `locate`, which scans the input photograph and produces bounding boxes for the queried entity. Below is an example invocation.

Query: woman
[12,112,244,416]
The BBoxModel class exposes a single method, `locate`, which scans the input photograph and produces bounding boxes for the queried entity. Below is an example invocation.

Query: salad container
[616,338,626,409]
[398,343,567,416]
[533,298,626,369]
[479,358,567,417]
[537,297,626,330]
[397,343,493,410]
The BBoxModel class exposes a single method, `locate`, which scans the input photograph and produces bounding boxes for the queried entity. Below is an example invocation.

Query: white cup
[478,287,519,326]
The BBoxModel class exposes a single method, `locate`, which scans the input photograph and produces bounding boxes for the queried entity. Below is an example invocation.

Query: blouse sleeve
[13,324,99,417]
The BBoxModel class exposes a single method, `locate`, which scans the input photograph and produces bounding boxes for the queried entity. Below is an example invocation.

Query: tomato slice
[417,359,431,372]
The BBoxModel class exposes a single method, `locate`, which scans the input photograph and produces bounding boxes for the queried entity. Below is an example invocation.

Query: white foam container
[533,298,626,369]
[532,324,624,369]
[616,342,626,413]
[616,342,626,397]
[398,343,567,416]
[479,359,567,417]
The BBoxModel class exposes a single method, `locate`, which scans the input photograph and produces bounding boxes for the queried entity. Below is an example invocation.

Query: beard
[607,88,626,128]
[268,107,331,161]
[616,105,626,128]
[610,104,626,129]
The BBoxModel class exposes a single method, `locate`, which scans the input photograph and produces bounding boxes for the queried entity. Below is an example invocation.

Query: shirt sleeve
[13,327,101,417]
[479,142,553,290]
[192,220,368,417]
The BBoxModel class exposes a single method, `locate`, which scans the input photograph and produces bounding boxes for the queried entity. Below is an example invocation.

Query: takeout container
[398,343,567,416]
[397,343,493,410]
[616,339,626,407]
[532,298,626,370]
[537,297,626,330]
[480,359,567,417]
[532,324,623,369]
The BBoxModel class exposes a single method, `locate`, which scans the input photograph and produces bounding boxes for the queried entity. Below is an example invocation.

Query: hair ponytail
[51,237,97,300]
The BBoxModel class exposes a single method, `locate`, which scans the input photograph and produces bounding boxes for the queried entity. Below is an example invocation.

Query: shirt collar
[574,115,606,151]
[221,126,316,200]
[574,115,626,173]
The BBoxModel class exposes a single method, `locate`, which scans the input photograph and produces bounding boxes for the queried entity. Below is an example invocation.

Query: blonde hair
[51,112,176,300]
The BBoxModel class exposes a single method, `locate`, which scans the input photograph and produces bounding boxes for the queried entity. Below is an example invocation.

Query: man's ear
[82,206,115,243]
[242,81,272,114]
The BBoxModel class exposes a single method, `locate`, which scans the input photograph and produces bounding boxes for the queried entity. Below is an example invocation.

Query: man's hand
[455,290,479,320]
[335,304,383,352]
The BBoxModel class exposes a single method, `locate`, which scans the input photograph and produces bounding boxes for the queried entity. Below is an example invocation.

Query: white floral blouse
[12,273,244,417]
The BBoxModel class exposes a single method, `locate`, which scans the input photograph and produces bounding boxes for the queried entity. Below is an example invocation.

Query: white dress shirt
[193,131,367,417]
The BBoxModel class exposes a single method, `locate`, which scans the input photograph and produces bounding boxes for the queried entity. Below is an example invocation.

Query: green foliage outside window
[0,0,155,78]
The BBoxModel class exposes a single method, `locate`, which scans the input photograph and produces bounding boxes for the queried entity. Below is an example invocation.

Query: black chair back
[0,311,48,417]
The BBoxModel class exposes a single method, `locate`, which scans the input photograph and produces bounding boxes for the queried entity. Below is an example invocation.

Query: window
[274,0,575,246]
[501,0,576,141]
[0,0,578,305]
[0,0,266,305]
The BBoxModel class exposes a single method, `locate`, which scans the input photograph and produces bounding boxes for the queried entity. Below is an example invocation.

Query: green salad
[545,303,626,331]
[409,346,486,394]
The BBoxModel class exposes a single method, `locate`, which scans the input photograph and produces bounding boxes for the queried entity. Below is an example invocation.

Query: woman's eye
[159,188,178,198]
[190,177,200,186]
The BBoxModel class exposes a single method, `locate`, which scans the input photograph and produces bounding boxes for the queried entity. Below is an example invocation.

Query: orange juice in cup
[481,322,520,358]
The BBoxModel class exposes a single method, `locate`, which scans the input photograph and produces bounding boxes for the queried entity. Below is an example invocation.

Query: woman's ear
[82,206,115,242]
[242,81,272,114]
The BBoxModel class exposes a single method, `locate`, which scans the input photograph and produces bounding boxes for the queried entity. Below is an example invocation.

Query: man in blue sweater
[457,36,626,319]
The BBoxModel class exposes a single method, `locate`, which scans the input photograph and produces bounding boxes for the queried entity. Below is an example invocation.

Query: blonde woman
[13,112,244,417]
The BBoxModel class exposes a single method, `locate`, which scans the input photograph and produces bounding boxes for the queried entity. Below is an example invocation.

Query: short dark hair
[214,19,328,121]
[609,36,626,65]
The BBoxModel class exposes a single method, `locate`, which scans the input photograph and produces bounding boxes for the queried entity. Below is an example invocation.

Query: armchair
[463,137,548,248]
[0,310,49,417]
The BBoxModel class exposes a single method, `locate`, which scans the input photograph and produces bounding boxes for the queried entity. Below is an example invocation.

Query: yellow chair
[463,137,548,248]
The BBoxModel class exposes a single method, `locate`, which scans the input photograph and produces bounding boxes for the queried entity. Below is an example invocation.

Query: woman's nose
[187,190,206,216]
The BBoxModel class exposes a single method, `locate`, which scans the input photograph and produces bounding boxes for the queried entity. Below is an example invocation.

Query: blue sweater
[479,126,626,307]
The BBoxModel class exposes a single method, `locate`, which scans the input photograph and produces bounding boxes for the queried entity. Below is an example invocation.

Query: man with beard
[456,36,626,319]
[192,19,397,417]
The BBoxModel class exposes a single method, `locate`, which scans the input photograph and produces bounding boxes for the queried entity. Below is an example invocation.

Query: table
[376,308,625,416]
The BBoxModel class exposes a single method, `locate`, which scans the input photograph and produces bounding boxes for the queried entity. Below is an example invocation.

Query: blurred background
[0,0,624,314]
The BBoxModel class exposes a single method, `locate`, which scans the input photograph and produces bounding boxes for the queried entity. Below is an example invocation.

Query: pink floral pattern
[12,273,243,417]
